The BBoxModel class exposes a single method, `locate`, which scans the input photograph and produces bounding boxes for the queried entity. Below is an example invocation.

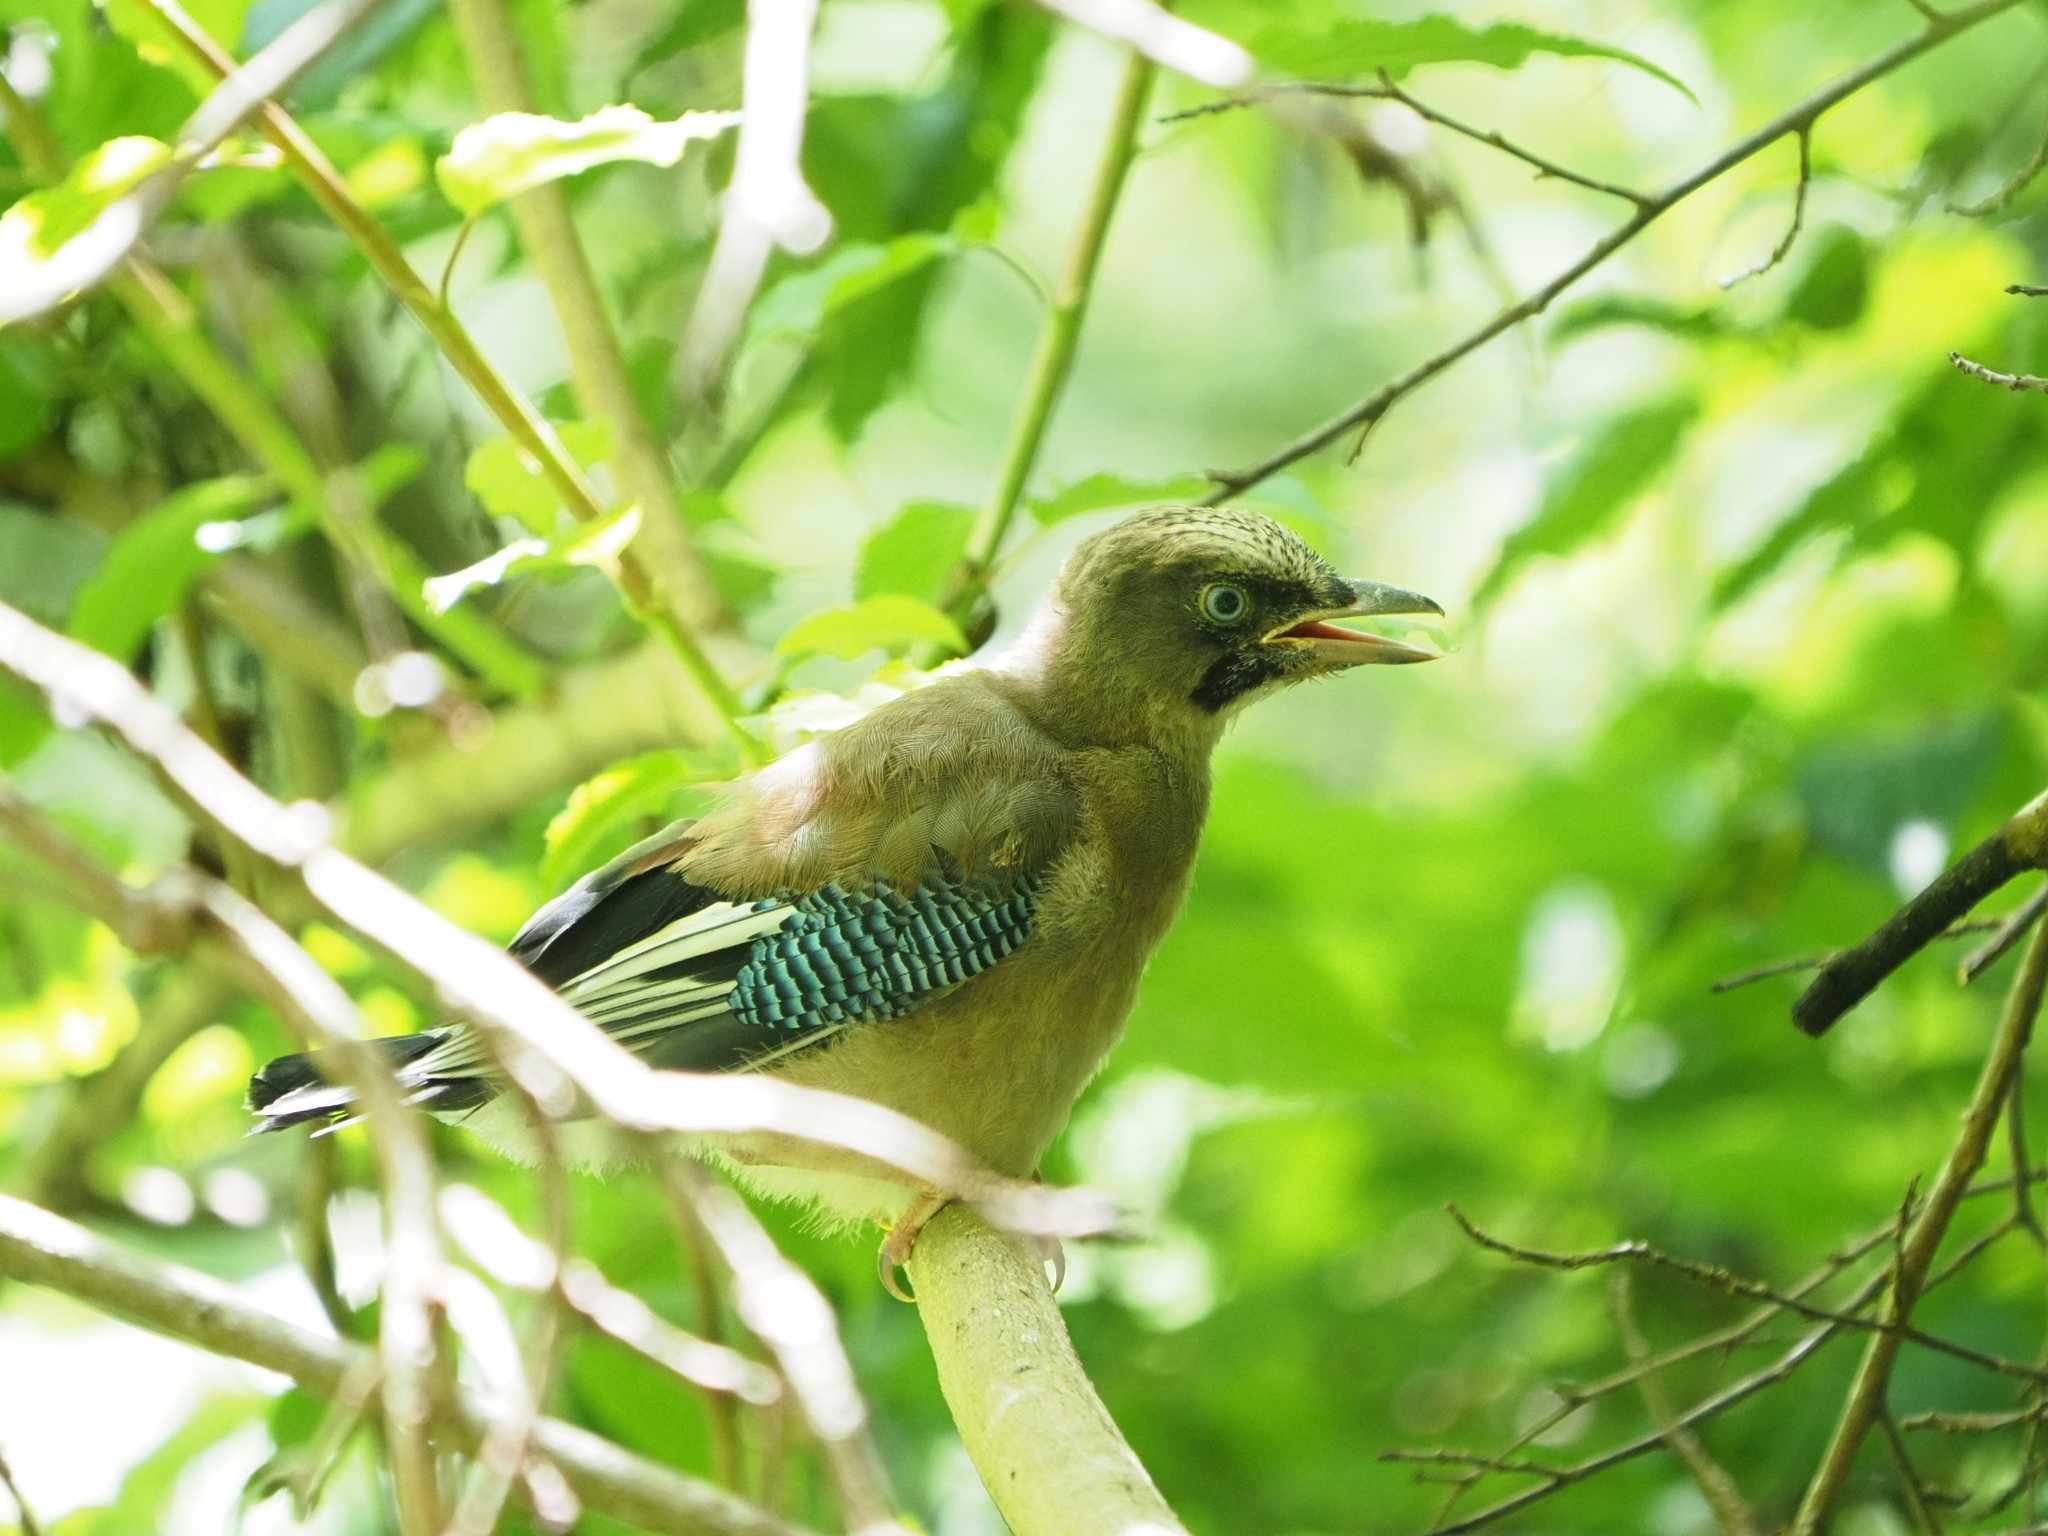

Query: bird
[248,505,1441,1294]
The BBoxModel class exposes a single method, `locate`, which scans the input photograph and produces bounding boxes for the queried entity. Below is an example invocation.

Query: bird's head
[1011,505,1442,747]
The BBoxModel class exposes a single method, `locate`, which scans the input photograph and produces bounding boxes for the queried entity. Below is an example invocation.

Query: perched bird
[249,506,1440,1292]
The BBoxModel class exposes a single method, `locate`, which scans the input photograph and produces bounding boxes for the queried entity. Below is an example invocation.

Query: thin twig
[1950,113,2048,215]
[0,1446,42,1536]
[1720,126,1812,288]
[1950,349,2048,393]
[1879,1409,1950,1534]
[1610,1272,1759,1536]
[1790,917,2048,1533]
[1963,883,2048,983]
[1202,0,2031,499]
[1447,1205,2048,1383]
[2010,284,2048,297]
[943,38,1157,626]
[1164,78,1651,207]
[1711,917,2008,993]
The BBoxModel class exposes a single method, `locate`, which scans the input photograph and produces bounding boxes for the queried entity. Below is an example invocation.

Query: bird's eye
[1200,583,1250,624]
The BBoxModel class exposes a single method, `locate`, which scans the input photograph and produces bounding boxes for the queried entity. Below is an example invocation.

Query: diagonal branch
[1790,916,2048,1534]
[1201,0,2030,500]
[0,1193,813,1536]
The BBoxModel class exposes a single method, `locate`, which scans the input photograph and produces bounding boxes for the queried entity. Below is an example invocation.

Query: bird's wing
[403,680,1078,1094]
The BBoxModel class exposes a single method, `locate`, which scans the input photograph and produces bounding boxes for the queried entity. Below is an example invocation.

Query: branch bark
[0,1194,811,1536]
[908,1205,1187,1536]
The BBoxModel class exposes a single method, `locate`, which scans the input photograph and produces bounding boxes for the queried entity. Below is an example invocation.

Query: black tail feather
[247,1032,459,1132]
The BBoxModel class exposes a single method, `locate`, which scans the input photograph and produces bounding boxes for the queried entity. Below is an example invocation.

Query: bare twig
[1202,0,2030,499]
[0,1194,813,1536]
[1879,1409,1950,1534]
[672,0,830,408]
[1720,126,1812,288]
[2011,284,2048,297]
[1446,1204,2048,1383]
[1711,916,2007,993]
[0,1446,42,1536]
[1790,918,2048,1533]
[1963,883,2048,983]
[1610,1272,1759,1536]
[1163,77,1651,206]
[1951,113,2048,215]
[1950,349,2048,394]
[1795,789,2048,1035]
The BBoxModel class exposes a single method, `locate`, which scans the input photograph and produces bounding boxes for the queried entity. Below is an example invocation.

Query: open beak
[1265,579,1444,668]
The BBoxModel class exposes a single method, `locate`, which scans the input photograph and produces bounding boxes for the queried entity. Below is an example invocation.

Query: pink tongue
[1284,619,1372,641]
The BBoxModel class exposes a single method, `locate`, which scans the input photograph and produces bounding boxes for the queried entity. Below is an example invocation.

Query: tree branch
[1202,0,2030,500]
[0,1194,811,1536]
[907,1204,1187,1536]
[1950,349,2048,394]
[1794,789,2048,1035]
[1791,917,2048,1533]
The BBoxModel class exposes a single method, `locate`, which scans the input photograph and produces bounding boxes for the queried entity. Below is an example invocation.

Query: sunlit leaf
[1472,397,1698,606]
[541,748,729,892]
[436,105,740,217]
[67,476,275,661]
[776,594,967,660]
[857,500,974,604]
[425,503,641,612]
[464,420,612,533]
[1028,472,1210,527]
[747,234,956,346]
[1239,15,1695,99]
[0,136,170,303]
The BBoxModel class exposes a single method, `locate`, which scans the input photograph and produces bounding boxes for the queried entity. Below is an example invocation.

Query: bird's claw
[878,1240,915,1303]
[1035,1233,1066,1294]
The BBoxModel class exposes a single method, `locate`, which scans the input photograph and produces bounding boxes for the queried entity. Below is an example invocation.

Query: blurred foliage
[2,0,2048,1532]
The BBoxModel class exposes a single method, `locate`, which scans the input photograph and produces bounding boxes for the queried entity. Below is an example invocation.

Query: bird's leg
[877,1191,950,1302]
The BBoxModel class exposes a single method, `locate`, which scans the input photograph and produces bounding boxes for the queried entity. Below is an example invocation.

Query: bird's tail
[247,1031,455,1132]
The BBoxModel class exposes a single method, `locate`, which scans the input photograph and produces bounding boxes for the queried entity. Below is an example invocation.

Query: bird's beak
[1264,579,1444,668]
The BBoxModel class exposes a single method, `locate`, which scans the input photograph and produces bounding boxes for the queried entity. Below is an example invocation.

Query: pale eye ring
[1200,582,1250,624]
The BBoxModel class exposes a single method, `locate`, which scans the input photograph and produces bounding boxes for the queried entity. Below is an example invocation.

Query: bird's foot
[877,1192,950,1302]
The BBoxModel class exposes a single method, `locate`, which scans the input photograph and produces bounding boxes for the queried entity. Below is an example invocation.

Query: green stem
[947,42,1155,621]
[139,0,759,753]
[0,66,549,699]
[443,0,729,633]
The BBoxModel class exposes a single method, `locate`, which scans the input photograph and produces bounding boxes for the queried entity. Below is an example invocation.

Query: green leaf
[103,0,251,98]
[425,503,641,612]
[1783,224,1871,333]
[1472,398,1698,607]
[776,594,967,660]
[857,501,974,604]
[464,420,611,534]
[1244,17,1695,101]
[0,502,103,625]
[1550,294,1734,347]
[435,105,740,217]
[1028,472,1210,527]
[0,337,56,462]
[67,476,275,661]
[541,748,728,892]
[747,234,955,347]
